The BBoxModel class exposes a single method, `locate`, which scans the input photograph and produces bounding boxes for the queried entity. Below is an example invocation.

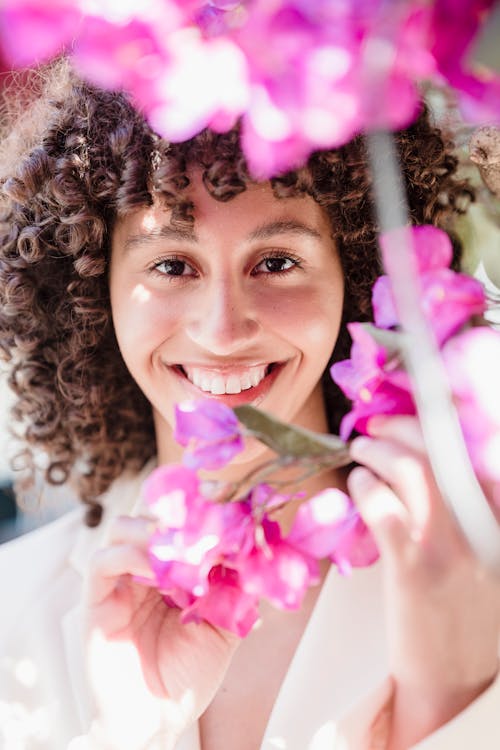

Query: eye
[252,254,299,275]
[152,257,196,277]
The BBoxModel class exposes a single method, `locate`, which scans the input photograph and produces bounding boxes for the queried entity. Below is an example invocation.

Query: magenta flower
[144,461,380,636]
[1,1,499,175]
[331,322,416,440]
[374,226,486,345]
[72,16,169,104]
[287,488,379,575]
[146,464,252,596]
[182,565,260,637]
[0,0,80,66]
[237,517,320,610]
[174,399,244,469]
[430,0,500,123]
[144,464,200,526]
[443,327,500,487]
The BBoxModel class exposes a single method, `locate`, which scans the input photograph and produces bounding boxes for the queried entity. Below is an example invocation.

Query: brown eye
[154,259,195,276]
[253,256,297,274]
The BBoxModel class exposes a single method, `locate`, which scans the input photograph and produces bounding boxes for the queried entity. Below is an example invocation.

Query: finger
[87,543,155,606]
[367,415,425,453]
[347,465,412,560]
[350,435,443,528]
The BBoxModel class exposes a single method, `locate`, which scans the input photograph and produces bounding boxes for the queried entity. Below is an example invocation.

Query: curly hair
[0,61,473,526]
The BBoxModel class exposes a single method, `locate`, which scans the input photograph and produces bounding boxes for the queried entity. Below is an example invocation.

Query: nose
[185,276,260,355]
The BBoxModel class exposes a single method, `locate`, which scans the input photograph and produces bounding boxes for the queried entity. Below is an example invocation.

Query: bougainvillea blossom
[174,399,244,469]
[374,226,486,345]
[330,322,416,440]
[182,565,259,636]
[1,1,499,176]
[143,456,379,636]
[331,223,500,497]
[430,0,500,122]
[287,488,380,574]
[443,327,500,488]
[0,0,81,67]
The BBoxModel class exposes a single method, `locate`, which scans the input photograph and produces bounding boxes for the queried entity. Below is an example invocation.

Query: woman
[0,60,499,750]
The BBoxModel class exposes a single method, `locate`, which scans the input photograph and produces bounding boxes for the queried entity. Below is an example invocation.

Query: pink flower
[182,565,259,637]
[237,517,320,610]
[374,226,486,345]
[443,327,500,487]
[288,488,379,575]
[146,464,252,595]
[0,0,80,66]
[72,16,169,103]
[174,399,244,469]
[2,0,499,176]
[330,322,415,440]
[145,30,248,142]
[144,464,200,525]
[430,0,500,123]
[145,462,380,635]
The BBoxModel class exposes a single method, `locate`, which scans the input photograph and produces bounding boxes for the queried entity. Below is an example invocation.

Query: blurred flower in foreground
[332,224,500,495]
[174,399,244,469]
[443,327,500,484]
[373,226,486,345]
[1,0,499,176]
[331,322,415,441]
[143,400,376,636]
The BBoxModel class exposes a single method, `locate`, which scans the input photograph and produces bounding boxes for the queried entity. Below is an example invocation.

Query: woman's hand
[348,415,500,750]
[83,516,240,750]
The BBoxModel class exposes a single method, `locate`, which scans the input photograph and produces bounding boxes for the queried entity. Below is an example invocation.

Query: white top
[1,461,500,749]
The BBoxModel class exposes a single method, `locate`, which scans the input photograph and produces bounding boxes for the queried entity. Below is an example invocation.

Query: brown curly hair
[0,61,473,526]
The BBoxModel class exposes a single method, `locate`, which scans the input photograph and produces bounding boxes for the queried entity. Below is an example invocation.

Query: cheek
[259,283,343,357]
[109,278,179,365]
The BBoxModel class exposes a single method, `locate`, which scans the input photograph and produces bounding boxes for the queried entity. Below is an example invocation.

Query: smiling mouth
[174,363,279,396]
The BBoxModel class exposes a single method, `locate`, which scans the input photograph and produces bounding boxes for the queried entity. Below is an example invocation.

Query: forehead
[114,174,334,243]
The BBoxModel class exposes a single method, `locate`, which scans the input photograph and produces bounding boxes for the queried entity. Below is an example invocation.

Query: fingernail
[349,436,371,458]
[348,465,373,489]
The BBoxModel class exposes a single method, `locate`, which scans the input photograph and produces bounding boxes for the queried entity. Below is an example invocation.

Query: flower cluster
[0,1,499,175]
[331,224,500,493]
[143,400,377,637]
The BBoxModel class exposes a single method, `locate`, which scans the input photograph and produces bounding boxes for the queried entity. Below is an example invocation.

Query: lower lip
[171,364,285,406]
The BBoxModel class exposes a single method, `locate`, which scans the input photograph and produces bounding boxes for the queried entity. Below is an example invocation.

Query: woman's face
[110,174,344,461]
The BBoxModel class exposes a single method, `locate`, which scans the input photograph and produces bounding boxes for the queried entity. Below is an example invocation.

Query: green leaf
[233,404,350,462]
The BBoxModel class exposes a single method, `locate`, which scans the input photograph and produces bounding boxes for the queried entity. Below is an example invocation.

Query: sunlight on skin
[87,629,195,750]
[131,283,152,305]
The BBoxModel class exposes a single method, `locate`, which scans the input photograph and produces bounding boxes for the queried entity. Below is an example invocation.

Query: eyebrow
[124,225,198,251]
[247,219,322,242]
[123,217,322,252]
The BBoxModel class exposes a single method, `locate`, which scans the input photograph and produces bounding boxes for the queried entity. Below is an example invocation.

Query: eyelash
[251,250,302,276]
[150,254,194,279]
[149,251,303,280]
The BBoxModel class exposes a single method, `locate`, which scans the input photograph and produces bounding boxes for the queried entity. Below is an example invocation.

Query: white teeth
[211,375,225,395]
[182,364,269,395]
[251,370,262,387]
[240,373,252,391]
[226,375,242,394]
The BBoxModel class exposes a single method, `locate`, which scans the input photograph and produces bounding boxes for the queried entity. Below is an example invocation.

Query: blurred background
[0,375,75,543]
